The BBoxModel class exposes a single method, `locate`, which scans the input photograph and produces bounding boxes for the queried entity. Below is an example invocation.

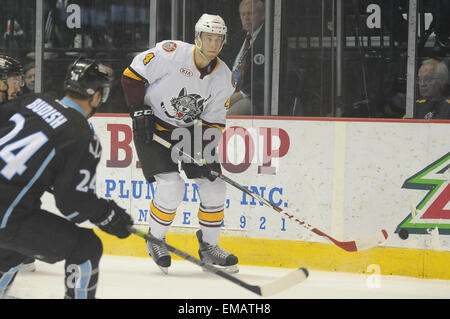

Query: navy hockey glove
[93,200,134,239]
[130,105,154,143]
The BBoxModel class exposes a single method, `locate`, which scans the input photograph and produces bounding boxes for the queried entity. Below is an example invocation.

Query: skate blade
[158,266,169,275]
[148,256,170,275]
[202,264,239,274]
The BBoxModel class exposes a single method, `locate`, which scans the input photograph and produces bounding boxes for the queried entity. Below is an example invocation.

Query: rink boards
[48,115,450,280]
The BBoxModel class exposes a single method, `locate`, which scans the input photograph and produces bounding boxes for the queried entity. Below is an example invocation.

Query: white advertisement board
[89,115,450,252]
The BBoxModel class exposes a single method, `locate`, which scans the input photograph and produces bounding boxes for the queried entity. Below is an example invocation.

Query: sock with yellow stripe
[148,200,176,239]
[198,204,224,245]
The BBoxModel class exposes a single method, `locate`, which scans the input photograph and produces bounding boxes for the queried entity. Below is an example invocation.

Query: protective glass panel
[39,0,151,113]
[2,0,448,118]
[0,0,36,95]
[279,0,449,118]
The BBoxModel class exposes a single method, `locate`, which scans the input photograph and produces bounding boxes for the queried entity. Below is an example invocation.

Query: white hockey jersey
[129,40,235,128]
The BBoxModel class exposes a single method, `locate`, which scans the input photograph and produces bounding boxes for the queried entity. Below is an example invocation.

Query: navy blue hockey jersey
[0,94,108,231]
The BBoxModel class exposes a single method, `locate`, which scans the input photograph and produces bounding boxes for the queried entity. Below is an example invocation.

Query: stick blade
[259,267,309,297]
[354,229,388,251]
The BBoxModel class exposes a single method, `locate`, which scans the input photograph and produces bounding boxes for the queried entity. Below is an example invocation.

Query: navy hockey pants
[0,209,102,298]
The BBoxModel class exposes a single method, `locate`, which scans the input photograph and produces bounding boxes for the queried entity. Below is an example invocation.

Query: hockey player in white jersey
[121,14,238,273]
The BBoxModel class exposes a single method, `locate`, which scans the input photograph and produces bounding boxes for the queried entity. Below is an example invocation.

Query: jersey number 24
[0,113,49,180]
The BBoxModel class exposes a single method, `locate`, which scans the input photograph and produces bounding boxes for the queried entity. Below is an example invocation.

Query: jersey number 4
[0,113,49,180]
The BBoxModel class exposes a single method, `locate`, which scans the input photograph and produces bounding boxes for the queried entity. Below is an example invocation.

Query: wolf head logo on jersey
[162,88,211,124]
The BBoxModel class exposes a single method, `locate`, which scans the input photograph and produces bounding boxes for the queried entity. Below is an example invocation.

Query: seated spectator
[22,61,35,94]
[221,0,266,115]
[414,59,450,119]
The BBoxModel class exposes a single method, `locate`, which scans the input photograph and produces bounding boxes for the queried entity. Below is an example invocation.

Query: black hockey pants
[0,209,102,299]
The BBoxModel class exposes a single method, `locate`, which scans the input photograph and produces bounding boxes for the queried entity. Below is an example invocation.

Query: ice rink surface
[8,254,449,300]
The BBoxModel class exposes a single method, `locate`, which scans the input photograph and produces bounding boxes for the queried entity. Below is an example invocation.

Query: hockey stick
[128,227,308,296]
[152,134,388,252]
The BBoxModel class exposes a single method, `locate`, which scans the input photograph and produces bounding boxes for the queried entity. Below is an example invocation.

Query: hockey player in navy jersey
[122,14,239,274]
[0,57,133,299]
[0,55,38,272]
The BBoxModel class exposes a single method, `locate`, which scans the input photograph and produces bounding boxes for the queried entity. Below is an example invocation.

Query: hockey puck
[398,228,409,240]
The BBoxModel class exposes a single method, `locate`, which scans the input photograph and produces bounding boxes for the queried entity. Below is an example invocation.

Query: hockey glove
[179,124,222,182]
[130,105,154,143]
[203,164,221,182]
[92,200,134,239]
[183,161,221,182]
[199,161,221,182]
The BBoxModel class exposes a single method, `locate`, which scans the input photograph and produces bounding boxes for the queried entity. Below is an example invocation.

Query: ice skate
[196,230,239,274]
[145,229,171,275]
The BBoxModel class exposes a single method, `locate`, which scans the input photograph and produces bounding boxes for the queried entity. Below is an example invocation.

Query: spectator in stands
[414,59,450,119]
[22,61,35,94]
[221,0,266,115]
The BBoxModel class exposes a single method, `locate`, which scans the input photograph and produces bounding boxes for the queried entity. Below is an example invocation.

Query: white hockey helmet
[195,14,227,42]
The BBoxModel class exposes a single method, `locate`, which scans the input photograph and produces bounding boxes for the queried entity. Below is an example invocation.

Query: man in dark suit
[221,0,265,115]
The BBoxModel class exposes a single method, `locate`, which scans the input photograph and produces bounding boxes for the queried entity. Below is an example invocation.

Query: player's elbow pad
[121,75,147,107]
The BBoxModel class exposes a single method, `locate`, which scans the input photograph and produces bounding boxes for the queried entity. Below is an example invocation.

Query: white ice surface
[9,255,450,299]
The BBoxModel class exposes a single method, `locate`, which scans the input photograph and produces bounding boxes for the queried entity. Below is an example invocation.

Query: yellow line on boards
[94,229,450,280]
